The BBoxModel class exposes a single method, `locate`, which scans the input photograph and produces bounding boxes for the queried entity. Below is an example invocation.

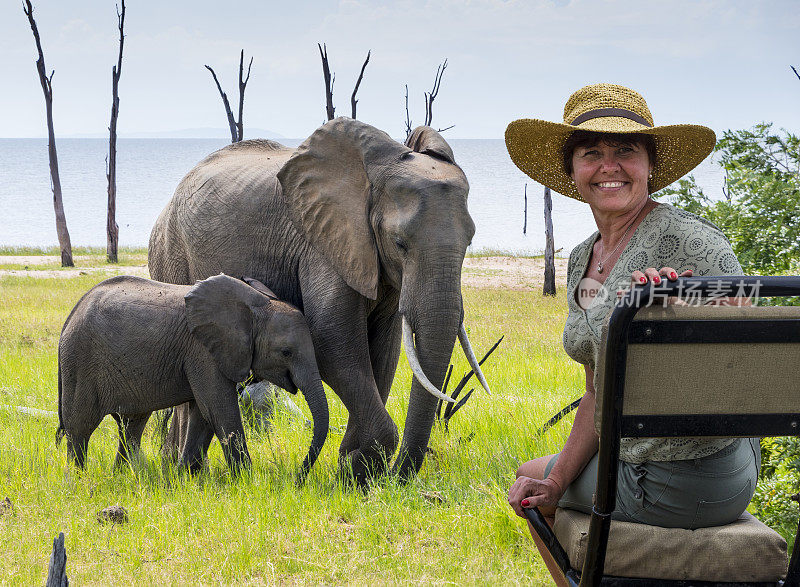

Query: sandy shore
[0,255,568,289]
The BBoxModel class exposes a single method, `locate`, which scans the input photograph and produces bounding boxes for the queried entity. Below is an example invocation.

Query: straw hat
[505,83,716,202]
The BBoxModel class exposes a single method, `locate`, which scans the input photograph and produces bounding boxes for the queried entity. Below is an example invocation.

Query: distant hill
[64,127,286,139]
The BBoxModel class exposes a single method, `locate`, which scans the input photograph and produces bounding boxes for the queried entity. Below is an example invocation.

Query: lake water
[0,138,725,254]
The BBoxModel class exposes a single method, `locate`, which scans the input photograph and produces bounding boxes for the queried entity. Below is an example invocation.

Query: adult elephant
[149,118,490,482]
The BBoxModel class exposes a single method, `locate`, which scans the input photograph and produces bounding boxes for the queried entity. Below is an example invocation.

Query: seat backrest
[595,304,800,439]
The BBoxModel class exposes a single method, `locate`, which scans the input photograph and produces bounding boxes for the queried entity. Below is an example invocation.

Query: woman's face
[570,140,652,215]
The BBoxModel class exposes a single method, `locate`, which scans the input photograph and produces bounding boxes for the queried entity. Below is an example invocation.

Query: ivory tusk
[459,323,492,395]
[402,317,455,404]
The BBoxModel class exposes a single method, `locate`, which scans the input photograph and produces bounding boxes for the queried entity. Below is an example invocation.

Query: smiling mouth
[595,181,627,189]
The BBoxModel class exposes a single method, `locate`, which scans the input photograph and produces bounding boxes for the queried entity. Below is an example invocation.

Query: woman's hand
[630,266,692,286]
[508,476,564,518]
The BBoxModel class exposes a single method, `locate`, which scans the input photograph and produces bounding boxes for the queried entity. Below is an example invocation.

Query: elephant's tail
[55,361,65,447]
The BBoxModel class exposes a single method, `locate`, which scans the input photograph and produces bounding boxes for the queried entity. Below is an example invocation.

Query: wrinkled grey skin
[57,274,328,479]
[149,118,475,482]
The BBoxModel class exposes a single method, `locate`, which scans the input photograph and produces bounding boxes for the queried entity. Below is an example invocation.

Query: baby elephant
[57,274,328,479]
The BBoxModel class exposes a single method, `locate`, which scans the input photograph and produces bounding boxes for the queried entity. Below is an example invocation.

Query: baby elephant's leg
[186,367,251,475]
[178,403,215,474]
[113,414,150,469]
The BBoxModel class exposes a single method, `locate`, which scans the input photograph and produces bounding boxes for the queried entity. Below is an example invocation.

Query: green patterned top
[563,203,742,463]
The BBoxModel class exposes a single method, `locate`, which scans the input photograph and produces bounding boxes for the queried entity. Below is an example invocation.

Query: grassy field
[0,246,148,271]
[0,266,582,584]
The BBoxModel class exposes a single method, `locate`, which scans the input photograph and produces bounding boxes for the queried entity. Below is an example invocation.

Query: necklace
[596,207,645,274]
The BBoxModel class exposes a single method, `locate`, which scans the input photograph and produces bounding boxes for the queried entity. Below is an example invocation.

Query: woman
[504,84,759,553]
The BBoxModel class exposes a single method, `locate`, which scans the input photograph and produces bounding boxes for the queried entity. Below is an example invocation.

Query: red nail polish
[671,272,677,279]
[640,277,646,283]
[654,276,661,284]
[521,499,530,507]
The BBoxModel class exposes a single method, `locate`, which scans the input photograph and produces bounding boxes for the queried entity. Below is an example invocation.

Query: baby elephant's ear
[243,277,278,300]
[184,274,269,383]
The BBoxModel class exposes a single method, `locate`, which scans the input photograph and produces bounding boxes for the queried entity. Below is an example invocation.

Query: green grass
[0,273,582,584]
[0,247,148,271]
[466,247,567,259]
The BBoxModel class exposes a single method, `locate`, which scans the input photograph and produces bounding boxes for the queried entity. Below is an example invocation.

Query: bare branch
[424,58,448,127]
[23,0,73,266]
[318,43,335,120]
[404,84,413,141]
[350,50,370,119]
[205,64,237,143]
[237,50,253,142]
[436,125,455,133]
[792,65,800,82]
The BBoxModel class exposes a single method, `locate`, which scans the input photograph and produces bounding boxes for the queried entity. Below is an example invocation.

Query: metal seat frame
[526,276,800,587]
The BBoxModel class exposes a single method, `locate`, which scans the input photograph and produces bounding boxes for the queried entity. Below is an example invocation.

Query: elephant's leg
[368,291,402,405]
[340,293,402,458]
[61,382,103,469]
[113,413,150,469]
[300,265,398,484]
[178,403,215,474]
[185,365,251,474]
[162,402,192,460]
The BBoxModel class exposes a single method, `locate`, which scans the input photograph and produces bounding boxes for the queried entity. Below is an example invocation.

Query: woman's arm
[508,365,599,517]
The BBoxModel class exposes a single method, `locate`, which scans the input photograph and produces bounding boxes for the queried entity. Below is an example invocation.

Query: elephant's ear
[405,126,455,163]
[184,274,269,382]
[243,276,278,300]
[278,118,403,300]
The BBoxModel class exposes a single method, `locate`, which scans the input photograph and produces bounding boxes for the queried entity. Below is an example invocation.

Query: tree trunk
[350,50,370,119]
[523,183,528,235]
[318,43,335,121]
[236,50,252,142]
[543,186,556,296]
[106,0,125,263]
[24,0,73,267]
[46,532,68,587]
[205,65,238,143]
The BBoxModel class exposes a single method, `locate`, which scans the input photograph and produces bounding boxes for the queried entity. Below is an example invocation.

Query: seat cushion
[553,508,788,581]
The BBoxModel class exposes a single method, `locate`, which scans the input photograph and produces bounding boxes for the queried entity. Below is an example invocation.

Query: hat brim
[505,118,716,202]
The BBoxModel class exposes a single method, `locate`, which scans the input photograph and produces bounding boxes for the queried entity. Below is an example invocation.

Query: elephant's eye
[395,238,408,253]
[281,348,292,358]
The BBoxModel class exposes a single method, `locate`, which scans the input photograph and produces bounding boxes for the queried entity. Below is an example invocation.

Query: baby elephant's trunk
[296,373,329,483]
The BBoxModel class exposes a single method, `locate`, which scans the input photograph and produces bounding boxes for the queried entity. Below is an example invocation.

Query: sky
[1,0,798,140]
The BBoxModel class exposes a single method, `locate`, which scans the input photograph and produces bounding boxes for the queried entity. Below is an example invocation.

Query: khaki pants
[544,438,761,529]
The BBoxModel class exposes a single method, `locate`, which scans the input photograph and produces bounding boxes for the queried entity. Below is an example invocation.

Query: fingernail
[521,499,530,507]
[654,276,661,284]
[639,277,646,283]
[671,272,677,279]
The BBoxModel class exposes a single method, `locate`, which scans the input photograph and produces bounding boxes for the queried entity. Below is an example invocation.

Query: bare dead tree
[205,65,237,142]
[424,58,447,127]
[792,65,800,82]
[205,51,251,143]
[523,183,527,235]
[318,43,335,121]
[350,50,370,119]
[404,84,413,141]
[237,50,253,141]
[543,186,556,296]
[45,532,68,587]
[23,0,73,267]
[106,0,125,263]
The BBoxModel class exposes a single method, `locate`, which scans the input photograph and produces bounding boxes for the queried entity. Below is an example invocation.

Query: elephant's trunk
[295,368,329,483]
[393,256,463,480]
